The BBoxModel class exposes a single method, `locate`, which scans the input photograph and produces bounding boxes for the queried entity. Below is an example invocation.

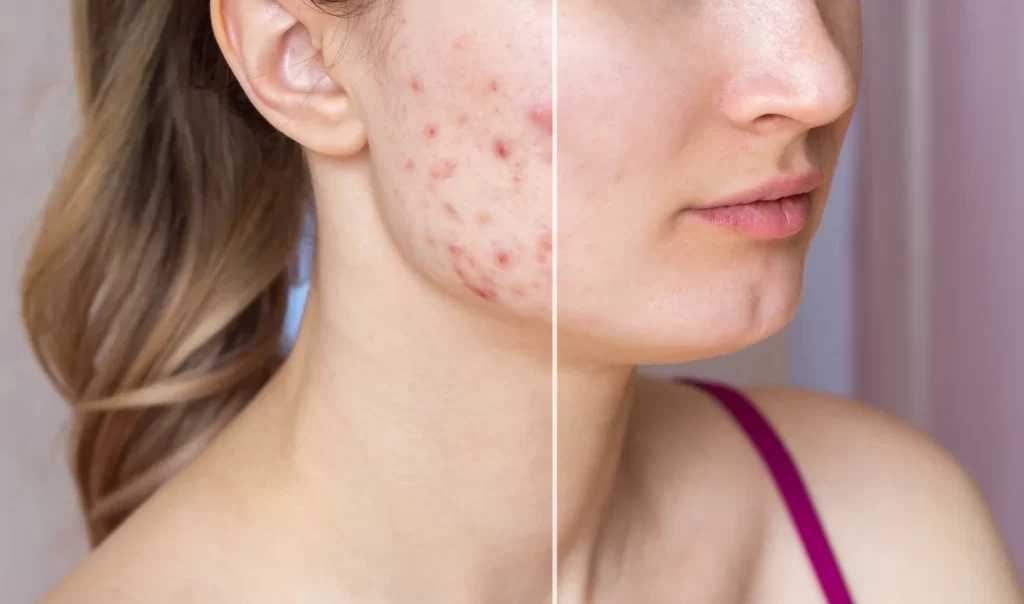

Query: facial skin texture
[556,0,862,366]
[346,2,554,315]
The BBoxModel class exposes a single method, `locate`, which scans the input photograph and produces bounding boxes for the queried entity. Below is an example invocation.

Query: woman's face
[341,0,860,362]
[556,0,862,364]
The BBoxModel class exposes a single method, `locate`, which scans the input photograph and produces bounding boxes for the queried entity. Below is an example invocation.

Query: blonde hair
[21,0,372,546]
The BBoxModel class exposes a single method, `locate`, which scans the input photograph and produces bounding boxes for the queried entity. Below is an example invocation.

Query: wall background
[1,2,90,603]
[2,1,1022,600]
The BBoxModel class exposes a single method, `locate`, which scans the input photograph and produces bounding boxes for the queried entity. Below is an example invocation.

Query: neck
[230,169,635,603]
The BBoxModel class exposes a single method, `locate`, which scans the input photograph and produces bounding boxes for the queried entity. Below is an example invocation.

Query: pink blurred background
[2,1,1023,600]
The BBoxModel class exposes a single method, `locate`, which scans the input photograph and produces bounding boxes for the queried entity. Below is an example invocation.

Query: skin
[40,0,1023,603]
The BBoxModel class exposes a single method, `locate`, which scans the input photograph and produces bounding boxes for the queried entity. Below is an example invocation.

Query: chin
[559,267,805,367]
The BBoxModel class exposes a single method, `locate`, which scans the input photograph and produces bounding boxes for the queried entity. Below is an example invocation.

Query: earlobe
[209,0,367,157]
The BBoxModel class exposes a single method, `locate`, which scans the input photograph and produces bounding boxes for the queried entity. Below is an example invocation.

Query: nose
[720,8,859,135]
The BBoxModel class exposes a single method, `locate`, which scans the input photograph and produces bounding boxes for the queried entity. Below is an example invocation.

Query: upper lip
[694,171,824,210]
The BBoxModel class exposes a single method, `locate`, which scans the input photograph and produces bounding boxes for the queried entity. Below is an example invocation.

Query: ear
[210,0,367,157]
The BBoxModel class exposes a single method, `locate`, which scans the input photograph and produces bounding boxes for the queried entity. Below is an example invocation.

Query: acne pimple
[539,234,553,252]
[404,158,416,172]
[411,78,422,92]
[426,125,439,139]
[490,80,500,93]
[495,251,512,268]
[494,140,510,160]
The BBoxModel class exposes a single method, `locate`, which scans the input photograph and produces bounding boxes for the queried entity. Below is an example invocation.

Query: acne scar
[529,105,553,136]
[429,161,458,180]
[443,202,462,222]
[468,285,499,302]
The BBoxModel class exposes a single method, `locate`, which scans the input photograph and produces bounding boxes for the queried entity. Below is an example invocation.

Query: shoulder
[741,385,1023,602]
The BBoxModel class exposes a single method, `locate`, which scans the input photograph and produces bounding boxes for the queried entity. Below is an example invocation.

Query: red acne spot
[495,251,512,268]
[529,104,554,136]
[430,161,457,180]
[476,213,493,225]
[490,80,500,93]
[446,243,464,257]
[494,140,511,160]
[426,125,439,139]
[443,202,462,222]
[411,78,422,92]
[539,234,553,252]
[404,158,416,173]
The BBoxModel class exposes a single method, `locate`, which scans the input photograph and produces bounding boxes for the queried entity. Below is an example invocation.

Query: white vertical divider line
[551,0,559,601]
[905,0,933,431]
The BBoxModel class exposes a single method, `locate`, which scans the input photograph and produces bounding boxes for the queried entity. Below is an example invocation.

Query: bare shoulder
[743,385,1023,602]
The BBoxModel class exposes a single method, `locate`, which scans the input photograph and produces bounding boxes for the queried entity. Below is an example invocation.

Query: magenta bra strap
[684,379,855,604]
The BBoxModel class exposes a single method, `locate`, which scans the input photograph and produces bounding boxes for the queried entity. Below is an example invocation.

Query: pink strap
[685,380,854,604]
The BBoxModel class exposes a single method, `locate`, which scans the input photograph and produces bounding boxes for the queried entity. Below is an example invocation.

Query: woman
[22,0,1020,602]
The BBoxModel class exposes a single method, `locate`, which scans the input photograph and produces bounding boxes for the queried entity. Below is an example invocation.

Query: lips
[682,172,823,239]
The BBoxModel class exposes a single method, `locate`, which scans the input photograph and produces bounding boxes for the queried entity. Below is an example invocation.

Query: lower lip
[684,194,812,239]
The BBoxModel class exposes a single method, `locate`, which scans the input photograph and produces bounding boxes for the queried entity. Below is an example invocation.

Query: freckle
[426,125,439,139]
[495,251,512,268]
[443,202,462,222]
[430,161,457,180]
[528,104,553,136]
[494,140,510,160]
[476,212,493,225]
[404,158,416,172]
